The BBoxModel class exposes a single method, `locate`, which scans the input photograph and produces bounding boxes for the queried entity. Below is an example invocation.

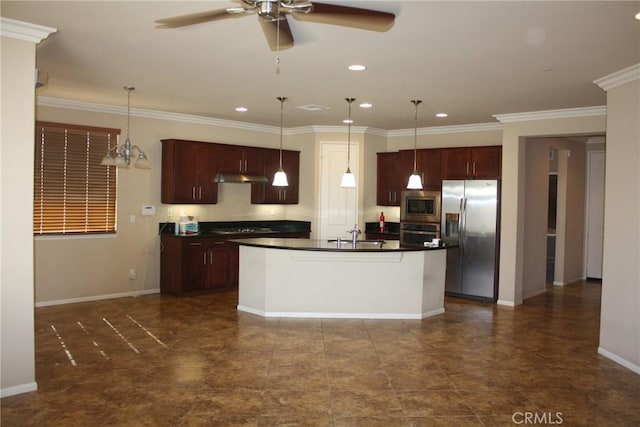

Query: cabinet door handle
[192,186,196,200]
[244,159,248,172]
[198,187,202,200]
[203,252,207,265]
[189,242,202,246]
[210,251,213,264]
[466,162,470,175]
[388,191,392,203]
[472,162,476,175]
[239,160,243,171]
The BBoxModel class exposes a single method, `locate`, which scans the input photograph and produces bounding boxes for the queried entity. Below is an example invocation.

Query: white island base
[237,244,447,319]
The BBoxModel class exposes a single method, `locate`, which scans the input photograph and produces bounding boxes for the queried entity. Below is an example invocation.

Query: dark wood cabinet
[160,230,310,296]
[161,139,220,204]
[251,149,300,204]
[377,149,443,205]
[219,145,264,175]
[442,146,501,179]
[377,152,402,206]
[161,236,236,295]
[399,149,442,191]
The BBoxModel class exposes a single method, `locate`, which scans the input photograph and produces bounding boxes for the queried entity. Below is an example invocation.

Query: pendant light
[100,86,150,169]
[407,99,423,189]
[272,96,289,187]
[340,97,356,188]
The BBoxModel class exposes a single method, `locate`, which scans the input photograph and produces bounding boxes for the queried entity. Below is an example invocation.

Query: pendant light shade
[100,86,150,170]
[407,99,423,189]
[272,96,289,187]
[340,97,356,188]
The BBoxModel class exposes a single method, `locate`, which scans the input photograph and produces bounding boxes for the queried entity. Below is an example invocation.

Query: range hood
[214,173,269,184]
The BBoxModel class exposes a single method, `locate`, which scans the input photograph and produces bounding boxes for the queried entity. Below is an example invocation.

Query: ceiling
[3,1,639,130]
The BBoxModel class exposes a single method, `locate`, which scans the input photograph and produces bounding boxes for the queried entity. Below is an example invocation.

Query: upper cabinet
[162,139,300,205]
[251,149,300,204]
[219,145,264,175]
[399,149,442,191]
[161,139,221,204]
[377,152,402,206]
[442,146,502,179]
[377,149,443,206]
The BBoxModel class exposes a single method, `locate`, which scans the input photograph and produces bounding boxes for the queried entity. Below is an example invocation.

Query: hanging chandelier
[272,96,289,186]
[407,99,423,189]
[100,86,150,169]
[340,97,356,188]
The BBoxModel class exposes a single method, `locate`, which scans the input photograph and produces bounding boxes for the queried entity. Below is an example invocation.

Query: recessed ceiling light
[635,12,640,20]
[359,103,373,108]
[435,113,448,118]
[342,119,354,124]
[235,106,248,112]
[348,64,367,71]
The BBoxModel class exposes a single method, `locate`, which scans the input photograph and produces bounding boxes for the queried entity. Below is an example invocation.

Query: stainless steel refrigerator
[441,180,499,301]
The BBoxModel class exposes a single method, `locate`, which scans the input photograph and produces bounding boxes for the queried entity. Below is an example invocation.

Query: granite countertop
[159,220,311,237]
[231,237,450,252]
[364,221,400,236]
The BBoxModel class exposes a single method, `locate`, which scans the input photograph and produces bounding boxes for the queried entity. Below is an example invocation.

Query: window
[34,122,119,235]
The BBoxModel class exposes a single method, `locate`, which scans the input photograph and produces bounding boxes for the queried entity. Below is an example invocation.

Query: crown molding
[594,63,640,91]
[1,17,56,43]
[388,122,502,137]
[493,106,606,123]
[40,96,602,137]
[37,96,280,134]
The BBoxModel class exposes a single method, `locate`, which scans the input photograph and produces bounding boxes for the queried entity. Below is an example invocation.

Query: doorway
[318,141,359,240]
[585,151,605,279]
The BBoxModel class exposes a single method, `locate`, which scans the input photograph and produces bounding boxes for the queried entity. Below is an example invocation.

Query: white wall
[1,20,55,398]
[597,67,640,373]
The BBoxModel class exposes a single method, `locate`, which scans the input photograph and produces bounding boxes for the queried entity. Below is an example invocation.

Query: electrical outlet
[129,269,137,280]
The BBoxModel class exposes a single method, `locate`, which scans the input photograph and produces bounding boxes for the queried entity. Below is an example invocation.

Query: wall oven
[400,190,441,223]
[400,222,441,248]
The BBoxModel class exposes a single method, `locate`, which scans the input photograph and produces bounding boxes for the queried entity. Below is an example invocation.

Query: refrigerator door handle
[461,197,468,255]
[458,198,464,255]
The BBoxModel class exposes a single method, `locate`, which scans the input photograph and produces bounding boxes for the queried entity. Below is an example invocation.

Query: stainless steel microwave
[400,190,441,223]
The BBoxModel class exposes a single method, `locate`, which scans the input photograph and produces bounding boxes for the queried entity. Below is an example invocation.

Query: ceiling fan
[155,0,395,51]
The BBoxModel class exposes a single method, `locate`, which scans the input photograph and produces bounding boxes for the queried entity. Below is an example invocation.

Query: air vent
[296,104,330,112]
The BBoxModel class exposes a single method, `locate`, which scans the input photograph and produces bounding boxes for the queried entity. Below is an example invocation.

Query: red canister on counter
[379,211,385,232]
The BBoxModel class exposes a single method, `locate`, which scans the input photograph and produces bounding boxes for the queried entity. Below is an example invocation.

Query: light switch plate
[141,205,156,216]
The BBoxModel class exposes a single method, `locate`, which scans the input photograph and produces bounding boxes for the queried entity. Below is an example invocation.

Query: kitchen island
[234,238,448,319]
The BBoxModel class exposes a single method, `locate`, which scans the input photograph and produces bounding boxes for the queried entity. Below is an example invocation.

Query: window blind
[34,122,120,235]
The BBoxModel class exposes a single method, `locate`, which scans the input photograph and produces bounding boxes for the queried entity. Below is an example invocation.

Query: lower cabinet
[160,232,309,296]
[161,236,238,295]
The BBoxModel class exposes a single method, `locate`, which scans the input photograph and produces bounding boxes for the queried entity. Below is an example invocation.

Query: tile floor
[2,280,639,426]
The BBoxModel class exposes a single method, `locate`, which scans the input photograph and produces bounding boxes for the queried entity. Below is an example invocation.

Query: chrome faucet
[347,224,361,247]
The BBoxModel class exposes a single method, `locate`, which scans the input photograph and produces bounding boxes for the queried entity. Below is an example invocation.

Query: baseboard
[598,347,640,375]
[523,287,547,300]
[497,299,519,307]
[35,288,160,307]
[237,305,434,320]
[1,381,37,398]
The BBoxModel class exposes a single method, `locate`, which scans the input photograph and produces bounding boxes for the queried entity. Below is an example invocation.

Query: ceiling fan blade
[259,18,294,51]
[155,8,249,28]
[292,2,395,31]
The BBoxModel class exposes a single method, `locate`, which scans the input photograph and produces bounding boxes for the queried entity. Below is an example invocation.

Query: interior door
[319,142,359,240]
[586,151,605,279]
